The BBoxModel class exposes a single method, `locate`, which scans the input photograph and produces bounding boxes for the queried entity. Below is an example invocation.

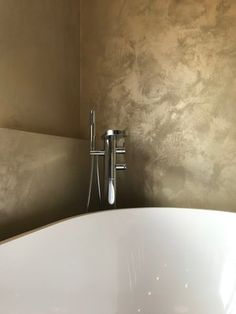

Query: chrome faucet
[87,110,127,210]
[102,129,127,208]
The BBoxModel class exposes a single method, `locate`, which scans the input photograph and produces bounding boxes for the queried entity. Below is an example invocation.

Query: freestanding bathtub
[0,207,236,314]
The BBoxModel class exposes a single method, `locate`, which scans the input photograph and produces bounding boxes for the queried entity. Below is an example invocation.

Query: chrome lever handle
[116,148,126,154]
[90,150,105,156]
[116,164,127,170]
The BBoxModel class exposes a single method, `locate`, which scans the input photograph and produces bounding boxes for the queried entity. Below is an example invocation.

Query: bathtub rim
[1,206,235,245]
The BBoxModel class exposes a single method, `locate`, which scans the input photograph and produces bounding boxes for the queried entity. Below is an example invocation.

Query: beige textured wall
[0,0,80,137]
[81,0,236,211]
[0,128,89,241]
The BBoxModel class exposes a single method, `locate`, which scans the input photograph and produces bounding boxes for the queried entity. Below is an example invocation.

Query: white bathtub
[0,207,236,314]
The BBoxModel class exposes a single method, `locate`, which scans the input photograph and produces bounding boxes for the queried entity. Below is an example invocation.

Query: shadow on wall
[0,0,80,138]
[117,137,163,209]
[0,128,89,242]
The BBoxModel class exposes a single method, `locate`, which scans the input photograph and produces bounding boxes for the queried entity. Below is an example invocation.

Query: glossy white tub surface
[0,207,236,314]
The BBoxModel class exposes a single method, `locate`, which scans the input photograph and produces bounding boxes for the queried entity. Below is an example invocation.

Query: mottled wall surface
[0,128,89,241]
[0,0,80,137]
[81,0,236,211]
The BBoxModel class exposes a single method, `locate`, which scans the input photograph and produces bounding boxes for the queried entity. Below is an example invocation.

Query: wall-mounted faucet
[87,110,127,210]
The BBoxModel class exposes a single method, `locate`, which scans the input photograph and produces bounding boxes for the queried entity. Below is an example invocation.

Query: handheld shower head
[90,110,96,151]
[87,109,102,210]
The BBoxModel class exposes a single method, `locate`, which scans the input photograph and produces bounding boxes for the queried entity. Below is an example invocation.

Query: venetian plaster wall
[0,128,89,241]
[81,0,236,211]
[0,0,80,137]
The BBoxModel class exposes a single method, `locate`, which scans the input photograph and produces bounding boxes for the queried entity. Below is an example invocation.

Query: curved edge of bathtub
[1,206,235,245]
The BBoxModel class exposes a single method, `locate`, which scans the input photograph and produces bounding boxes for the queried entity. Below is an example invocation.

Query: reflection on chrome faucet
[87,110,127,210]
